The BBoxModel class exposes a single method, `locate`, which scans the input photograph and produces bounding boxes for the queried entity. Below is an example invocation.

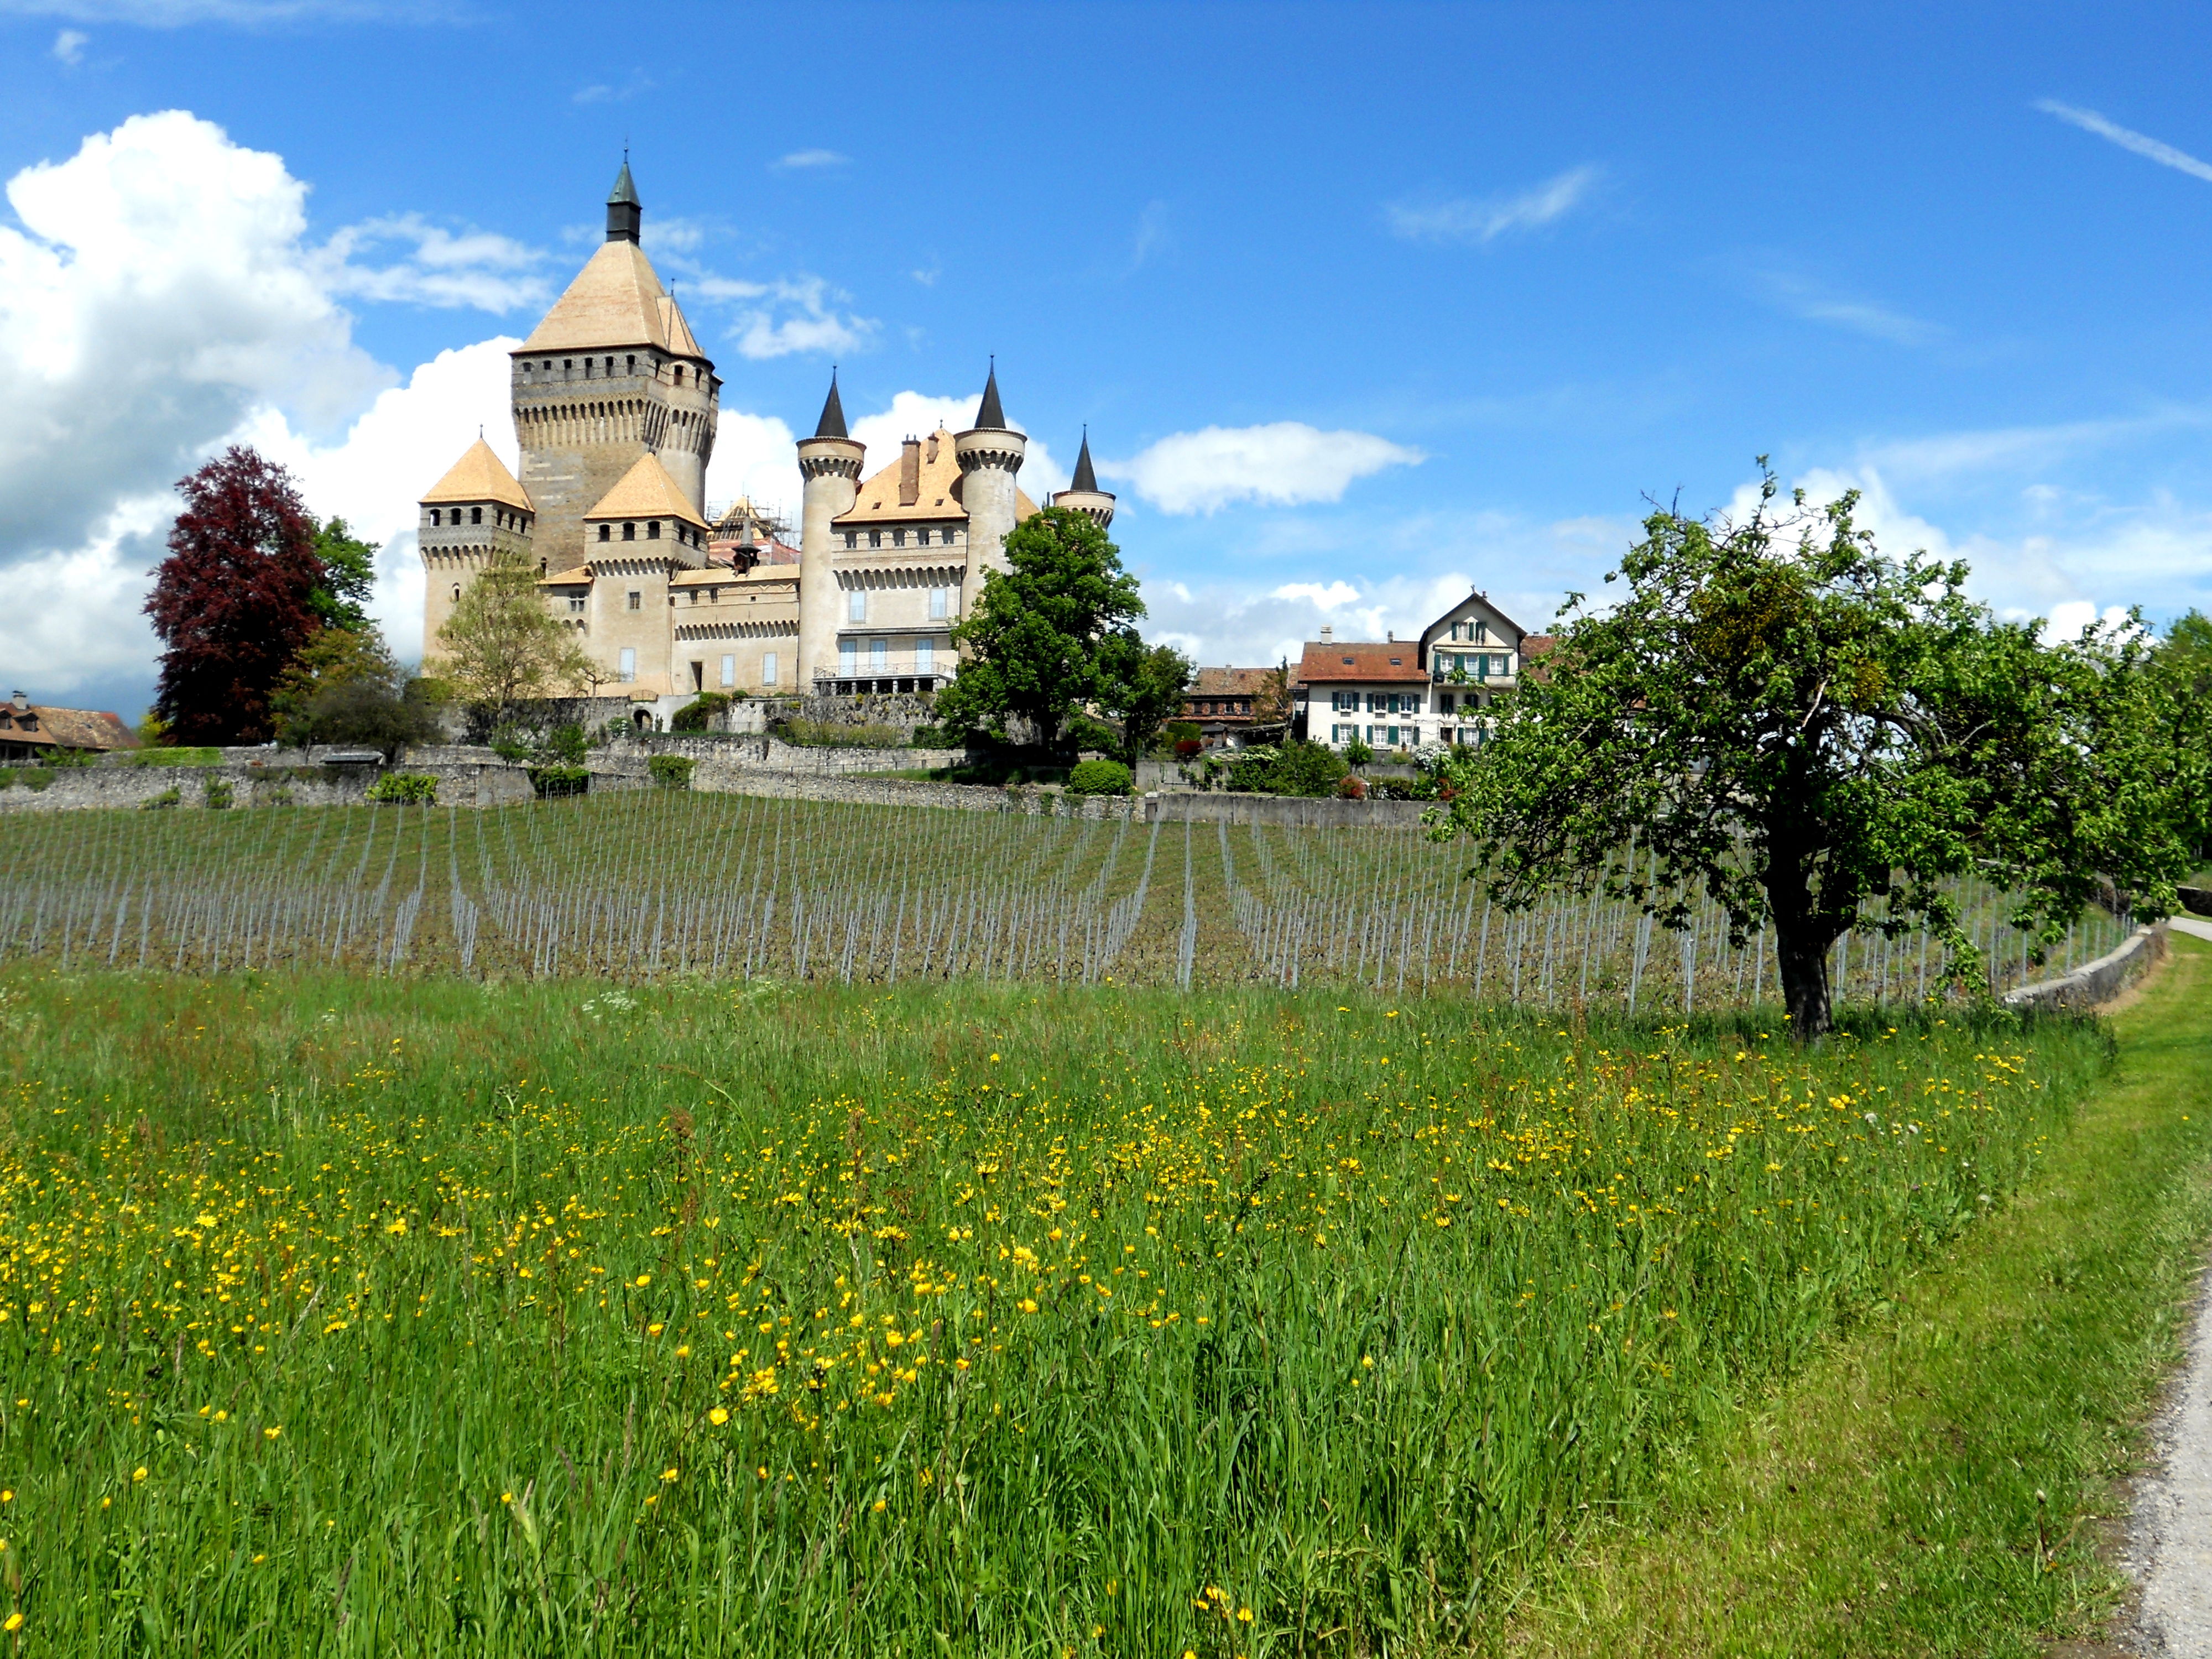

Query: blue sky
[2,0,2210,719]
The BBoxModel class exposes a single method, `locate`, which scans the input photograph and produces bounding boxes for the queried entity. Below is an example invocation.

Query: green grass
[121,747,223,768]
[1504,935,2212,1656]
[0,967,2117,1654]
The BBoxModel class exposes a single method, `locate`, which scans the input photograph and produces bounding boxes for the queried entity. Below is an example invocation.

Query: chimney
[899,437,921,507]
[9,691,25,712]
[1318,624,1333,644]
[1387,629,1395,644]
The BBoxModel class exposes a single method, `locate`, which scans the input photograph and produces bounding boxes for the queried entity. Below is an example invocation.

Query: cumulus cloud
[1102,422,1421,515]
[703,408,799,522]
[319,213,550,312]
[679,272,875,360]
[846,390,1067,500]
[1138,569,1513,674]
[1386,165,1600,244]
[2037,99,2212,186]
[51,27,86,59]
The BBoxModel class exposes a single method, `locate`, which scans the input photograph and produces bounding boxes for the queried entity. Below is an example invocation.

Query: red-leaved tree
[146,447,328,744]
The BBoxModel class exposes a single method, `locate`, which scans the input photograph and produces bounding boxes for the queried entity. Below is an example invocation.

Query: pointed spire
[1071,426,1098,493]
[813,368,848,439]
[974,357,1006,430]
[606,156,642,243]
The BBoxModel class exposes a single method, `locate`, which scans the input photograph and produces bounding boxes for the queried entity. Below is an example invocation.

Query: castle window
[627,591,641,611]
[843,531,856,549]
[583,359,592,378]
[674,366,685,385]
[720,654,735,687]
[626,354,635,373]
[928,587,947,620]
[544,360,552,373]
[914,528,928,545]
[892,529,905,547]
[599,525,611,542]
[761,651,778,686]
[622,523,636,541]
[869,530,881,548]
[471,506,482,525]
[648,520,660,540]
[619,648,636,680]
[568,596,585,614]
[452,584,461,602]
[848,589,866,623]
[429,509,441,527]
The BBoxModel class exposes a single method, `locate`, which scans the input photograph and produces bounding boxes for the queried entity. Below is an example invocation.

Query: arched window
[648,520,660,540]
[451,584,461,602]
[429,509,441,526]
[674,365,685,386]
[598,524,611,542]
[604,357,614,374]
[471,506,482,525]
[623,523,636,541]
[626,354,635,373]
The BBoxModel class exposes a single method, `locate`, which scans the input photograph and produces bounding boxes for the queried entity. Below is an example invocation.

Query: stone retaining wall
[1142,792,1430,827]
[0,761,538,812]
[690,766,1142,819]
[2001,922,2167,1011]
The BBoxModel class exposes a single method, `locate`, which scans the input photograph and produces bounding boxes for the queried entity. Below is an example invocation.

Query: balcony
[815,654,946,697]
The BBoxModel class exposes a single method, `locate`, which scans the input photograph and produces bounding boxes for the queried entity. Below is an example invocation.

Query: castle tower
[1050,429,1115,529]
[954,361,1026,585]
[508,163,718,564]
[795,370,864,691]
[418,437,534,662]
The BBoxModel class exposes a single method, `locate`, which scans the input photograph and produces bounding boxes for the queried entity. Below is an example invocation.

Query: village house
[1290,589,1552,752]
[1181,666,1283,749]
[0,692,137,764]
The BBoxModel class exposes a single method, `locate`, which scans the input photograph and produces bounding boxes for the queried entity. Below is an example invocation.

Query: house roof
[1417,588,1532,662]
[0,703,137,750]
[538,565,594,586]
[420,437,533,512]
[582,452,709,530]
[519,239,705,359]
[834,427,1041,525]
[1519,634,1557,681]
[1291,642,1430,687]
[1190,667,1276,697]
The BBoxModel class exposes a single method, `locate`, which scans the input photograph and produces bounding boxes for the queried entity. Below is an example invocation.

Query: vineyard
[0,791,2130,1002]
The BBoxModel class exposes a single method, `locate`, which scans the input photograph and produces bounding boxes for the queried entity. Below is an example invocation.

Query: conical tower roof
[608,160,640,207]
[973,360,1006,430]
[813,369,849,439]
[420,437,532,512]
[1070,429,1098,493]
[520,240,701,357]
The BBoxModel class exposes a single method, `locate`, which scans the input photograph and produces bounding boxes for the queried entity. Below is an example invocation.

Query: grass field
[0,959,2120,1653]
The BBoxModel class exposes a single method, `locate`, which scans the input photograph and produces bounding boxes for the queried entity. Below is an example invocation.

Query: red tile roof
[1191,666,1276,697]
[0,703,137,751]
[1292,642,1429,687]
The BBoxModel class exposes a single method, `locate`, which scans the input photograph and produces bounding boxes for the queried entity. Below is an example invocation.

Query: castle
[416,166,1114,718]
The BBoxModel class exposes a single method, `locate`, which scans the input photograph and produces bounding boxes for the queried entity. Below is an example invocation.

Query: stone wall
[1142,792,1430,828]
[0,760,536,812]
[2001,923,2167,1011]
[690,765,1141,818]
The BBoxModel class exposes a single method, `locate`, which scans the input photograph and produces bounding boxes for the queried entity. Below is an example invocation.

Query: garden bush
[365,772,438,805]
[525,764,589,799]
[1066,758,1133,795]
[648,755,697,790]
[202,777,234,810]
[1337,774,1368,800]
[670,693,731,733]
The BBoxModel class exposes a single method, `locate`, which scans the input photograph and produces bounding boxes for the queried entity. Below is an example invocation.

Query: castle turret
[508,163,718,561]
[954,361,1026,585]
[418,437,534,663]
[1050,428,1115,529]
[796,370,864,691]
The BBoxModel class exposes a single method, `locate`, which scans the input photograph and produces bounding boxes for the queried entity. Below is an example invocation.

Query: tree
[1096,638,1193,765]
[933,507,1145,751]
[145,446,328,743]
[434,550,596,722]
[269,624,442,758]
[1253,658,1292,726]
[1429,468,2190,1042]
[310,517,379,631]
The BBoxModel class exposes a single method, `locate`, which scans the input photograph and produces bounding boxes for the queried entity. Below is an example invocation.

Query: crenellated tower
[507,163,718,564]
[795,370,865,690]
[1050,428,1115,529]
[953,361,1025,586]
[418,437,534,662]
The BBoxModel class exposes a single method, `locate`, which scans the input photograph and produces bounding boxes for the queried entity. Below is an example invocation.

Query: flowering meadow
[0,964,2111,1653]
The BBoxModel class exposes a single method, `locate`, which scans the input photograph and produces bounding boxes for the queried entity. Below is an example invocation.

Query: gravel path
[2131,1265,2212,1655]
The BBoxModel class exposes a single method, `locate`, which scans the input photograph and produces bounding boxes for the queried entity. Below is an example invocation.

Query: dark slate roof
[608,161,640,207]
[1071,429,1098,493]
[813,369,848,439]
[974,361,1006,430]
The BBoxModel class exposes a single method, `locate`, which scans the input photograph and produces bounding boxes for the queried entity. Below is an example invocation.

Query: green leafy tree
[269,625,443,758]
[1430,468,2192,1041]
[434,551,595,724]
[933,508,1145,752]
[310,517,378,631]
[1096,639,1193,765]
[1340,736,1374,770]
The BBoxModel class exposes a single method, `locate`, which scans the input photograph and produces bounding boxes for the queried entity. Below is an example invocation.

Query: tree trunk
[1773,922,1835,1042]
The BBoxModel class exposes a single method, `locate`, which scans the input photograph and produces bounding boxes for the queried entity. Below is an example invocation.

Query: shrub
[544,723,589,764]
[19,769,53,792]
[366,772,438,805]
[1223,739,1346,798]
[526,764,589,799]
[0,770,13,790]
[47,748,98,770]
[670,693,731,733]
[1174,738,1203,759]
[203,777,235,810]
[1066,758,1133,796]
[1062,714,1120,755]
[141,787,181,810]
[1337,774,1368,800]
[648,755,697,790]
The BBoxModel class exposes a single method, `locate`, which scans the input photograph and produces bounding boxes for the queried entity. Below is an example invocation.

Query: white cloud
[1139,569,1498,672]
[2037,100,2212,185]
[679,272,874,360]
[319,213,549,312]
[772,150,848,171]
[847,389,1067,500]
[51,27,86,58]
[1102,422,1422,515]
[1754,272,1942,346]
[703,408,797,522]
[1386,165,1600,244]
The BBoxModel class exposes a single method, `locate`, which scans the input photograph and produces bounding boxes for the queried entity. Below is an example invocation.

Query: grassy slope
[1504,934,2212,1657]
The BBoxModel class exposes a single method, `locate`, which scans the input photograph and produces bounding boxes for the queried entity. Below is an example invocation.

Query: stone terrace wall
[1144,792,1429,828]
[690,765,1142,819]
[0,761,536,813]
[2001,922,2167,1011]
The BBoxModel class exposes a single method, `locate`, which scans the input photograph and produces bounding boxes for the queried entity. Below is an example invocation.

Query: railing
[825,655,943,679]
